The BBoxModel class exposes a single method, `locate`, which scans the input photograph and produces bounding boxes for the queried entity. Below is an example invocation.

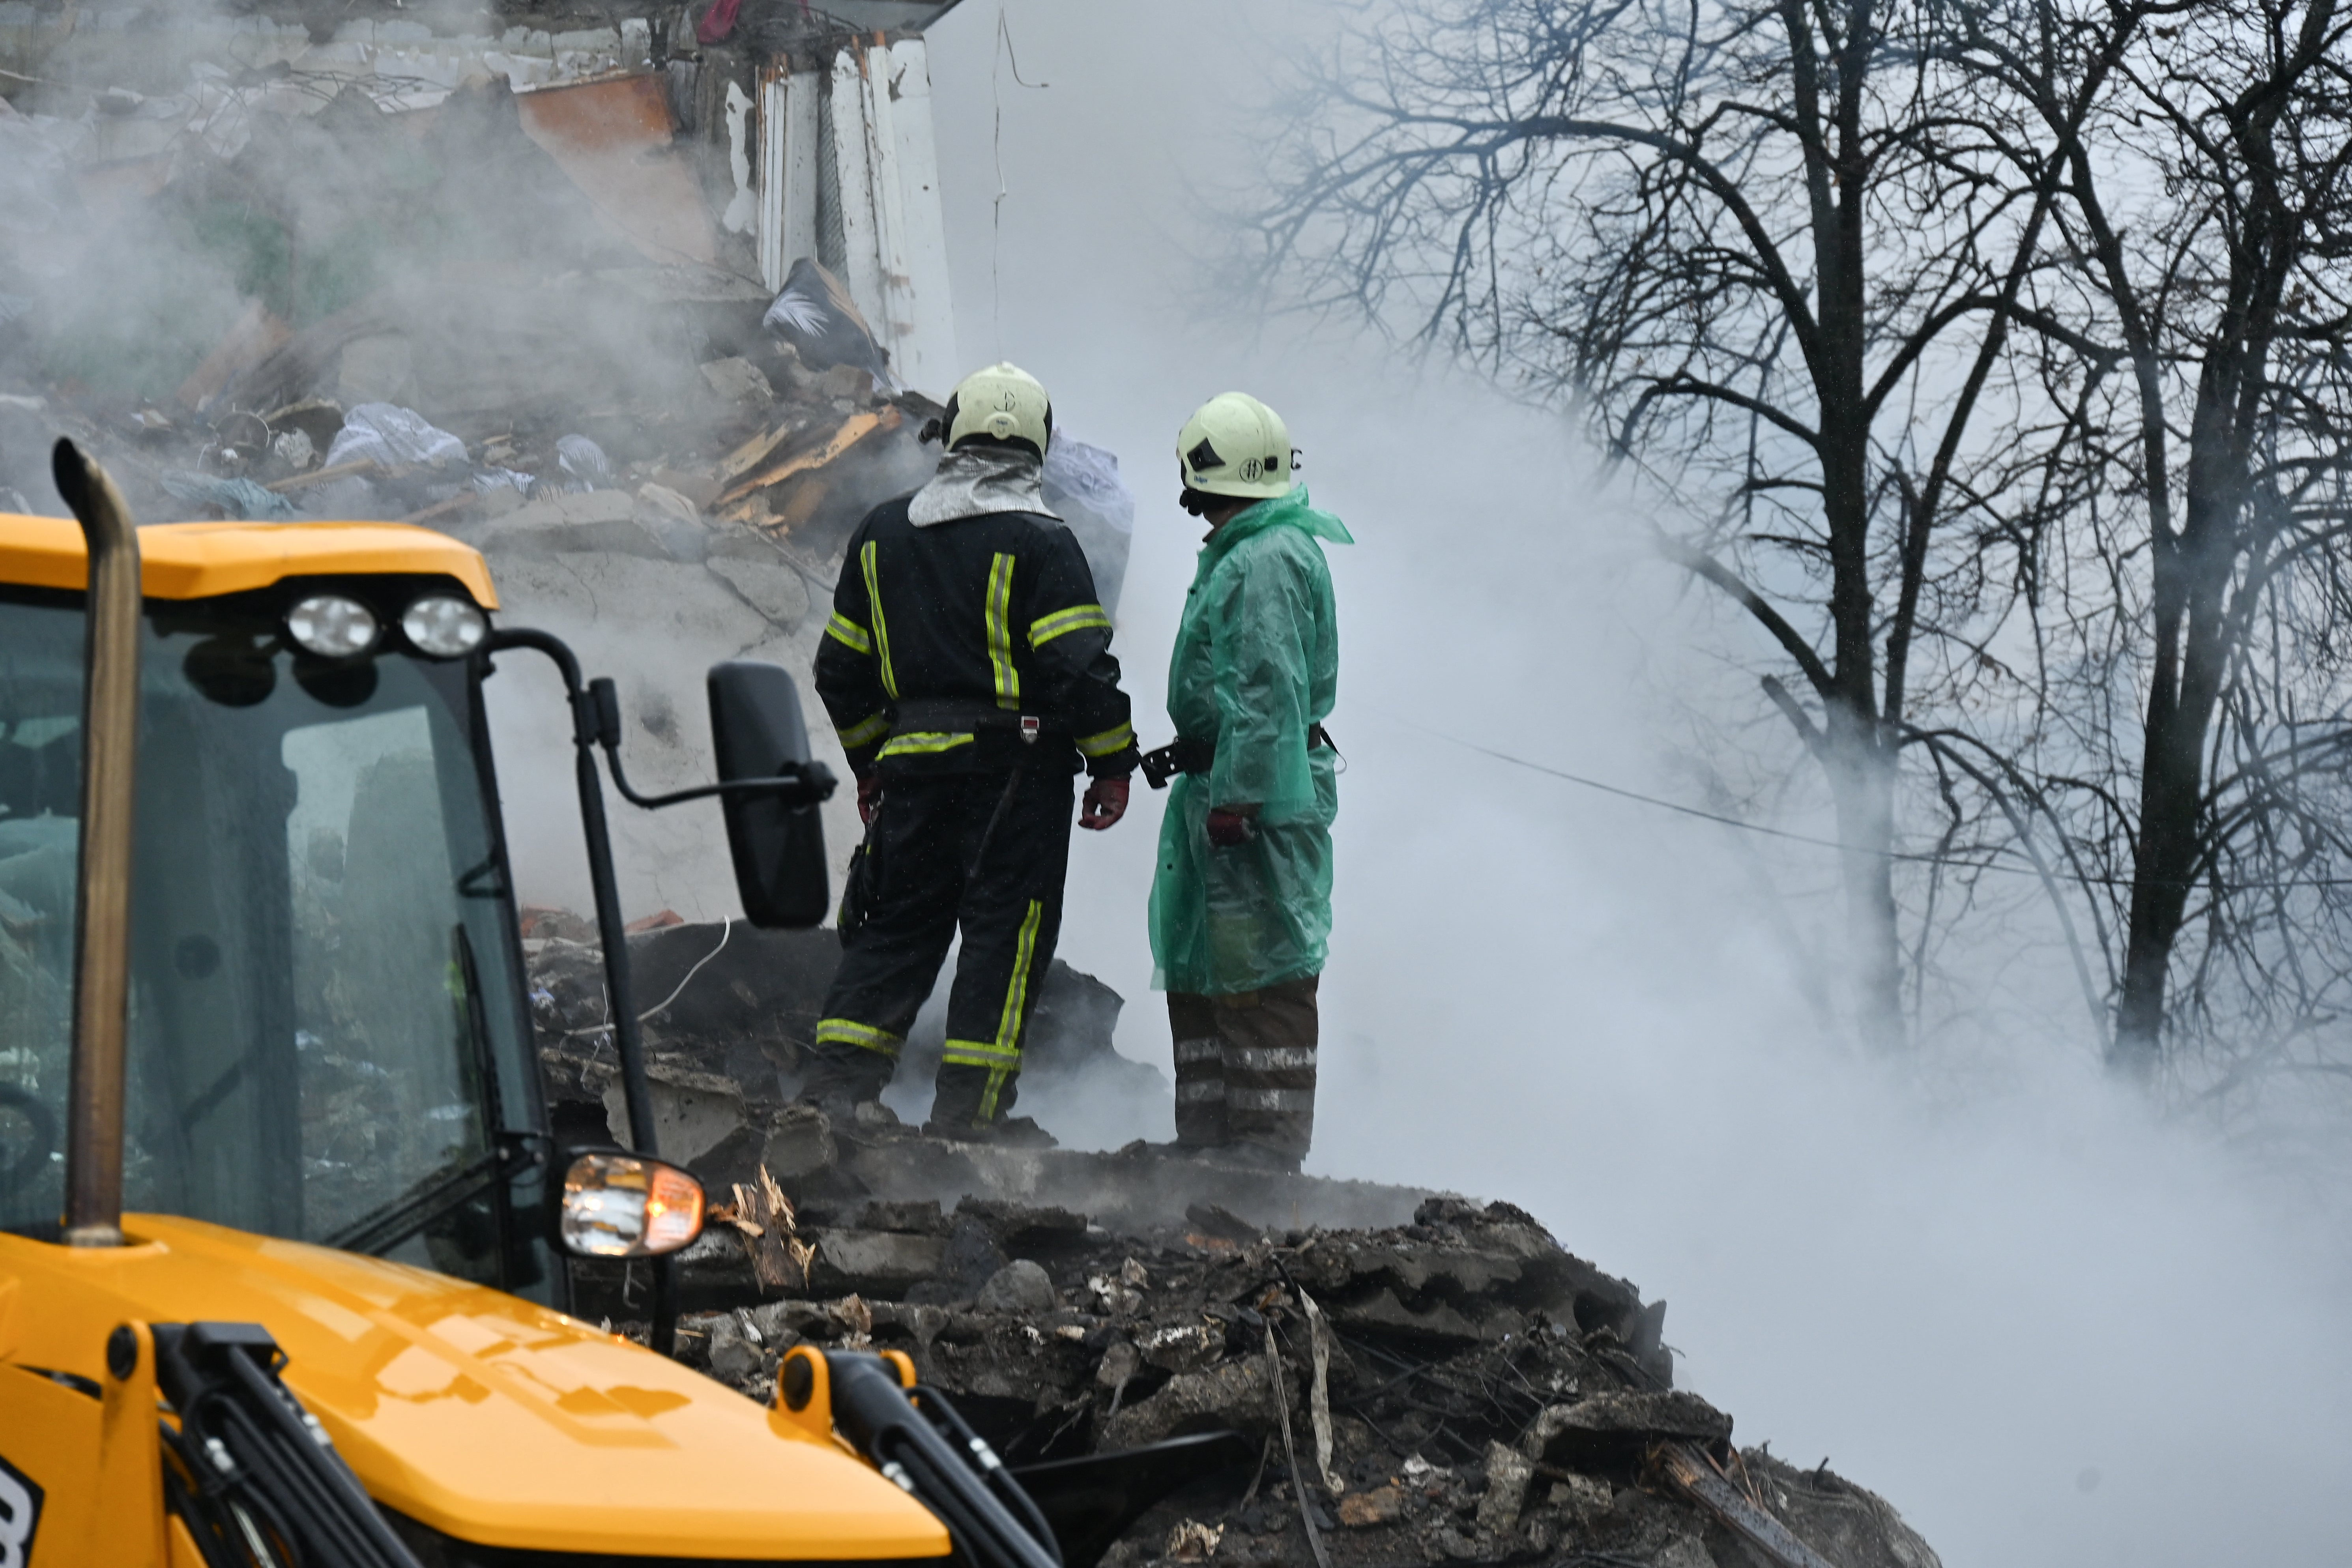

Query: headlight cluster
[284,593,487,659]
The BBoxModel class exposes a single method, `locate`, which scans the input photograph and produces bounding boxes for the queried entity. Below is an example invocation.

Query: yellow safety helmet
[1177,392,1294,500]
[943,362,1053,456]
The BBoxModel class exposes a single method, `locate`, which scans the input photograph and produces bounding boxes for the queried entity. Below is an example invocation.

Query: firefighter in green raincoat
[1143,392,1349,1171]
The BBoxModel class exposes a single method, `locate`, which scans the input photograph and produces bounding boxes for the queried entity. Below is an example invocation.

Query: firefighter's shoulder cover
[1150,485,1349,996]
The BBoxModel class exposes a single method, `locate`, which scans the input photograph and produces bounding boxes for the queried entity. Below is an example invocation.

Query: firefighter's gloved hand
[1079,773,1129,831]
[856,769,883,826]
[1206,806,1258,848]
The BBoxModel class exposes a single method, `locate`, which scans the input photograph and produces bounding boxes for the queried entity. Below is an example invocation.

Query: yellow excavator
[0,445,1211,1568]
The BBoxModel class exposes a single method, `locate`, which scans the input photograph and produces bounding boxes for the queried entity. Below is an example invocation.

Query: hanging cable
[1366,707,2352,892]
[990,4,1049,357]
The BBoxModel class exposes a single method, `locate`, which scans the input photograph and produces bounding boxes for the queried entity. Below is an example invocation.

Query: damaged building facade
[0,0,1136,908]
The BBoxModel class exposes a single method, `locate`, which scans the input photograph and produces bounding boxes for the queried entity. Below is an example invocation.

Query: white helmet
[1177,392,1294,500]
[944,362,1053,456]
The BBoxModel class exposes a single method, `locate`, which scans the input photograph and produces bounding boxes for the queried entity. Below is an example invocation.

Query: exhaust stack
[52,439,140,1247]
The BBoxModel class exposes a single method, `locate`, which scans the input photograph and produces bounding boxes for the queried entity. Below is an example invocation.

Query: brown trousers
[1167,975,1319,1160]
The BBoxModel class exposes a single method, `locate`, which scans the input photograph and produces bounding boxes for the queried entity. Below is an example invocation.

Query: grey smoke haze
[4,4,2345,1562]
[913,2,2352,1564]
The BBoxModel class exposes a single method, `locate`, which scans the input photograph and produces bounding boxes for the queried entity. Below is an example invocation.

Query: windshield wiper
[320,1141,522,1258]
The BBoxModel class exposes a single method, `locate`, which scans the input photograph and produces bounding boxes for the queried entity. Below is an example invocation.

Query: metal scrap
[1653,1442,1840,1568]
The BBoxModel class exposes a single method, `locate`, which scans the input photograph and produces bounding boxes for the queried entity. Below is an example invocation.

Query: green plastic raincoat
[1149,486,1351,996]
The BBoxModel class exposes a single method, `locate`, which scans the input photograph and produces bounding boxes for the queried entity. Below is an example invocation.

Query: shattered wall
[0,0,1142,916]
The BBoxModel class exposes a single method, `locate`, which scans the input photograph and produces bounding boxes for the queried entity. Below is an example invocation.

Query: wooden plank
[717,406,897,507]
[398,491,479,528]
[719,408,831,481]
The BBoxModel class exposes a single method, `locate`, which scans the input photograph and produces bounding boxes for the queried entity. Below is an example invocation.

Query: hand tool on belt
[1140,724,1337,790]
[878,699,1065,879]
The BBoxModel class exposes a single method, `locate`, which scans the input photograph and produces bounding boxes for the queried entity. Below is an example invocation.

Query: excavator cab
[0,567,552,1284]
[0,464,976,1567]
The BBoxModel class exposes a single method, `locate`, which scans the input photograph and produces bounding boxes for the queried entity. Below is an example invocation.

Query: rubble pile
[526,919,1942,1568]
[0,24,1134,600]
[0,65,936,554]
[2,22,1138,911]
[528,913,1169,1165]
[654,1191,1937,1568]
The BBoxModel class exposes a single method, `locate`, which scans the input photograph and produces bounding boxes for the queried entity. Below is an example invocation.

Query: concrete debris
[1523,1390,1736,1471]
[1473,1442,1532,1534]
[0,28,1112,930]
[1164,1518,1224,1561]
[979,1259,1059,1315]
[700,356,776,407]
[0,53,958,603]
[560,1031,1938,1568]
[530,914,1941,1568]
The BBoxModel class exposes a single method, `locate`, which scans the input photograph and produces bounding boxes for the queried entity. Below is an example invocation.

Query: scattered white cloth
[324,403,466,471]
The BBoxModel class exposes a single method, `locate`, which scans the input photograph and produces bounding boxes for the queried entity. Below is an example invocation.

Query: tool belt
[889,698,1067,747]
[1141,724,1336,790]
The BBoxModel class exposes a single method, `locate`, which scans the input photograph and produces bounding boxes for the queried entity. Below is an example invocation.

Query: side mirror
[557,1151,705,1258]
[707,661,831,928]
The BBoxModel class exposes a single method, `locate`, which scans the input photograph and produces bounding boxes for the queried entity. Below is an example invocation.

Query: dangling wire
[991,4,1049,357]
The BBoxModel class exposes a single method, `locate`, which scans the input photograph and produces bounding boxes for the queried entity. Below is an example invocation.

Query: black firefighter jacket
[815,496,1141,779]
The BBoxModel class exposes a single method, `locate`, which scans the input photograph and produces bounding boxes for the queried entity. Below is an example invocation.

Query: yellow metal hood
[0,1216,949,1560]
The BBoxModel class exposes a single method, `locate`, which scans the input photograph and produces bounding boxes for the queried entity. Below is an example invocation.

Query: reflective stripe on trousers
[1166,975,1319,1158]
[941,898,1044,1119]
[1170,1028,1227,1145]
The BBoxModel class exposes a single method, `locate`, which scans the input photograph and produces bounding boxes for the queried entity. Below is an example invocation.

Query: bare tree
[1254,0,2116,1047]
[1980,0,2352,1080]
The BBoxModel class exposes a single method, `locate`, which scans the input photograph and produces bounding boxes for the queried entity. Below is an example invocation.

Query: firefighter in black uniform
[805,363,1141,1138]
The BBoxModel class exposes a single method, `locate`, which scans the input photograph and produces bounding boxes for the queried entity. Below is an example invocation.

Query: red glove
[1079,773,1130,831]
[1206,807,1257,848]
[856,769,883,826]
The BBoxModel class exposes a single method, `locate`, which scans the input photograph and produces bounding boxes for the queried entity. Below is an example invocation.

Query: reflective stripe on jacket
[816,493,1140,777]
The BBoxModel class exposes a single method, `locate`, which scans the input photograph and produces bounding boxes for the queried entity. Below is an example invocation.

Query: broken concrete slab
[706,550,811,627]
[600,1063,745,1167]
[1104,1356,1278,1450]
[1523,1391,1734,1473]
[808,1229,949,1296]
[700,355,775,406]
[473,492,681,562]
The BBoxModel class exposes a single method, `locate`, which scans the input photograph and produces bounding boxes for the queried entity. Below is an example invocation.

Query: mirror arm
[585,678,838,811]
[481,629,679,1356]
